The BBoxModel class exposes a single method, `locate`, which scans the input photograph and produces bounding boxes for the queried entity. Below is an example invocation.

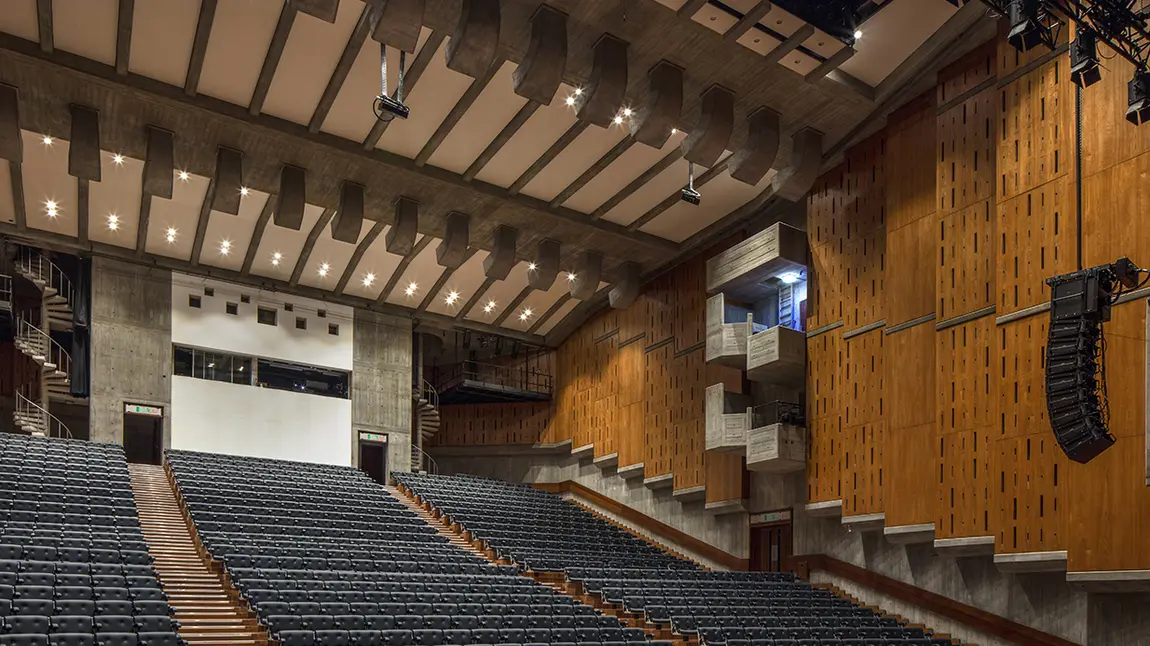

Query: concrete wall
[433,450,749,561]
[90,257,172,444]
[352,309,412,474]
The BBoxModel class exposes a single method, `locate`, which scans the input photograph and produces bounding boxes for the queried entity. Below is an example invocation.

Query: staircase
[14,315,72,398]
[412,379,440,472]
[14,246,75,331]
[128,464,269,646]
[14,391,71,438]
[387,485,487,560]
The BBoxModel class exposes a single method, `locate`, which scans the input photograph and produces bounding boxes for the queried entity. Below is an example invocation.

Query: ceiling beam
[35,0,52,54]
[445,0,500,79]
[806,46,856,83]
[0,220,546,345]
[514,5,566,105]
[249,3,298,116]
[77,179,90,248]
[508,121,588,196]
[677,0,707,19]
[575,35,628,128]
[724,2,771,42]
[376,234,432,305]
[335,218,387,294]
[455,275,496,320]
[493,285,533,326]
[763,24,814,66]
[132,190,149,255]
[682,85,733,167]
[527,292,571,334]
[415,59,502,167]
[184,0,217,96]
[627,156,730,232]
[240,194,276,276]
[9,163,25,232]
[309,3,374,133]
[549,136,635,209]
[289,207,336,286]
[463,101,538,181]
[189,179,217,267]
[630,61,683,149]
[417,247,477,312]
[362,31,446,151]
[275,165,306,230]
[590,147,682,220]
[115,0,134,75]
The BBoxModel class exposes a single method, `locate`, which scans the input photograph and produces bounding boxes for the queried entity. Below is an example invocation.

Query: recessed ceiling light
[178,170,190,182]
[240,187,250,197]
[520,308,533,321]
[318,262,330,278]
[165,227,177,243]
[566,272,577,282]
[565,96,575,106]
[613,115,623,125]
[528,262,537,272]
[854,30,863,40]
[622,107,632,117]
[271,251,283,266]
[220,239,232,255]
[483,300,496,314]
[44,200,58,218]
[671,128,677,135]
[106,214,120,231]
[41,135,53,146]
[779,271,801,284]
[574,87,583,96]
[445,290,459,305]
[363,272,376,287]
[405,282,418,297]
[112,153,124,166]
[207,363,214,369]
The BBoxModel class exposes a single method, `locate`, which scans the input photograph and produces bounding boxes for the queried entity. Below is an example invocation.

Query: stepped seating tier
[394,473,952,646]
[166,450,639,646]
[0,435,181,646]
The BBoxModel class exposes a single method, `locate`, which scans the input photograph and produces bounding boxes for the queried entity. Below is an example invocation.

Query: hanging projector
[680,161,701,205]
[1044,257,1144,463]
[373,43,410,122]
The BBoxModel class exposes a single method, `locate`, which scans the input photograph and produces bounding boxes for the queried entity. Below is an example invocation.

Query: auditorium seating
[396,473,951,646]
[167,450,647,646]
[0,434,179,646]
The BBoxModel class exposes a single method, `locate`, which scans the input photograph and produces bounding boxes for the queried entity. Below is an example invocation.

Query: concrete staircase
[13,391,70,438]
[128,464,269,646]
[15,246,74,332]
[411,380,440,472]
[14,315,72,398]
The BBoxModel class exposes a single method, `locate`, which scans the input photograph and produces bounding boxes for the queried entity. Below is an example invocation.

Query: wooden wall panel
[705,450,746,504]
[436,402,554,446]
[644,342,674,479]
[885,422,936,527]
[938,198,995,320]
[842,131,887,244]
[843,229,886,329]
[808,166,846,249]
[674,257,707,352]
[997,175,1076,315]
[936,39,996,106]
[937,428,993,540]
[887,323,935,431]
[937,88,996,216]
[996,316,1047,440]
[936,317,994,435]
[672,348,706,490]
[843,330,884,427]
[807,238,844,331]
[997,58,1072,201]
[1081,148,1150,268]
[807,330,842,421]
[807,415,843,503]
[1080,45,1150,178]
[885,214,937,327]
[887,96,938,232]
[841,421,885,516]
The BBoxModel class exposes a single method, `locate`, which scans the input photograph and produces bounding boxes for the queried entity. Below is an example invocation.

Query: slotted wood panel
[807,165,847,249]
[616,341,645,468]
[843,229,886,329]
[674,256,707,352]
[937,427,993,540]
[885,422,936,528]
[887,94,938,232]
[997,174,1076,315]
[997,57,1072,201]
[807,238,844,330]
[807,415,843,503]
[936,39,996,106]
[843,329,884,427]
[644,273,677,346]
[842,131,887,244]
[841,421,885,516]
[996,22,1067,78]
[886,214,936,327]
[937,89,996,215]
[644,342,674,479]
[1080,44,1150,178]
[887,323,935,431]
[807,329,842,422]
[996,316,1047,440]
[994,434,1066,554]
[936,317,995,435]
[436,402,554,445]
[937,198,995,320]
[672,348,706,489]
[1081,147,1150,268]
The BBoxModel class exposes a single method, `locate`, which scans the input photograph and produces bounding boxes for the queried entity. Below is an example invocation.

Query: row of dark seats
[1,615,175,634]
[0,550,148,567]
[0,600,171,617]
[222,556,482,572]
[277,629,665,646]
[266,615,639,636]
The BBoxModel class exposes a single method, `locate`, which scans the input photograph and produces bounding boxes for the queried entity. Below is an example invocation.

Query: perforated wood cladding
[807,239,844,331]
[937,89,996,215]
[937,428,993,540]
[842,132,887,243]
[843,330,884,427]
[843,229,886,329]
[808,166,846,249]
[644,342,674,479]
[841,421,885,516]
[998,58,1072,201]
[936,317,994,434]
[997,175,1076,315]
[936,39,996,105]
[807,415,843,503]
[806,329,842,422]
[938,199,995,320]
[887,98,938,232]
[436,402,554,446]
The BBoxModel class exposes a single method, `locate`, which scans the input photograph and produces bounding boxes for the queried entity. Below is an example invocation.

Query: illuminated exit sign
[759,510,791,524]
[124,404,163,417]
[358,432,388,443]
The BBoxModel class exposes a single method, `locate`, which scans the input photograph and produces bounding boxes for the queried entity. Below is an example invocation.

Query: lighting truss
[981,0,1150,72]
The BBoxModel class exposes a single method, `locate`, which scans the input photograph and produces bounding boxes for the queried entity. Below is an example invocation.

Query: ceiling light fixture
[671,128,677,135]
[178,170,190,182]
[240,186,250,197]
[613,115,623,125]
[271,251,283,266]
[405,282,418,297]
[565,96,576,106]
[44,200,58,218]
[445,290,459,305]
[318,262,330,278]
[483,300,496,314]
[519,308,533,321]
[574,87,583,96]
[165,227,178,243]
[112,154,124,166]
[363,272,376,287]
[853,29,862,40]
[41,135,53,146]
[566,272,577,282]
[778,271,801,285]
[106,214,120,231]
[622,107,632,117]
[220,239,232,255]
[528,262,537,272]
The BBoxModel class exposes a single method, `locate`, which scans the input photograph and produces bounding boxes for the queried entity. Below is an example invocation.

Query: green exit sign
[358,432,388,443]
[759,510,791,524]
[124,403,163,417]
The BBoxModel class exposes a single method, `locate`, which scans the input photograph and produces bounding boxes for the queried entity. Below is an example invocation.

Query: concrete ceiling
[0,0,983,345]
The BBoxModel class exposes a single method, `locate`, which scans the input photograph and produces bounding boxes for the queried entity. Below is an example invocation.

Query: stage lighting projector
[1044,257,1143,463]
[1127,71,1150,125]
[373,43,410,122]
[1007,0,1053,52]
[1071,30,1102,88]
[680,161,701,206]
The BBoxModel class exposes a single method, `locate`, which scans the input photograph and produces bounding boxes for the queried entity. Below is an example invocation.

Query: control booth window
[173,346,252,385]
[257,359,349,399]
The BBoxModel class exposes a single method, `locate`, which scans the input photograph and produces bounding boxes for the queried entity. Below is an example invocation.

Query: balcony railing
[750,401,805,428]
[434,360,554,396]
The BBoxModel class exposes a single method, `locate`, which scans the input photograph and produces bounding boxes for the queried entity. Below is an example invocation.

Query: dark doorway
[123,407,163,465]
[750,515,793,572]
[358,432,389,485]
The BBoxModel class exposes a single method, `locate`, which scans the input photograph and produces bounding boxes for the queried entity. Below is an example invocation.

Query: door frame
[357,430,389,483]
[122,402,164,465]
[749,507,794,573]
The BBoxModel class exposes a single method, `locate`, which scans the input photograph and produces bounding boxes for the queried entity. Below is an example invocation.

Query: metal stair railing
[420,378,439,412]
[15,390,73,439]
[412,443,439,475]
[16,246,75,309]
[17,315,72,377]
[0,274,11,314]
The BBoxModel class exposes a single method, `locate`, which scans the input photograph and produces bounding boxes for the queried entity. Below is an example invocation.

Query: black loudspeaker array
[1044,259,1140,463]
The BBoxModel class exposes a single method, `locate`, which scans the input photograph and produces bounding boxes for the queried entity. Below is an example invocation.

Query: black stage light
[373,43,410,122]
[1007,0,1052,52]
[680,161,701,206]
[1071,30,1102,88]
[1126,71,1150,125]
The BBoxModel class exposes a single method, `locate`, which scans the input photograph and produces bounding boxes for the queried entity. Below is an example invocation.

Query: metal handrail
[0,274,11,313]
[412,443,439,475]
[420,378,439,412]
[15,391,73,439]
[749,400,806,428]
[435,360,554,395]
[16,246,75,310]
[17,315,71,378]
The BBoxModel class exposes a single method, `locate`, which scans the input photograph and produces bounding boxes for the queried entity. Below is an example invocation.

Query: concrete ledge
[933,535,996,558]
[805,499,843,518]
[570,443,594,460]
[429,438,571,458]
[841,512,885,532]
[643,473,674,490]
[672,485,706,503]
[705,499,748,515]
[883,523,935,544]
[592,452,619,470]
[1067,569,1150,593]
[994,550,1068,573]
[617,462,645,479]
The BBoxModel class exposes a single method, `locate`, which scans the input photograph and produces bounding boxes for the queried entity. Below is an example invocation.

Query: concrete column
[90,258,172,445]
[351,309,413,474]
